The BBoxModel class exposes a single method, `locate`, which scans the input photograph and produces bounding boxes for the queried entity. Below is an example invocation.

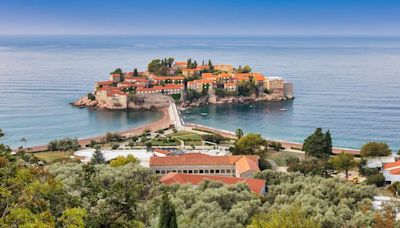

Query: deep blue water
[0,35,399,150]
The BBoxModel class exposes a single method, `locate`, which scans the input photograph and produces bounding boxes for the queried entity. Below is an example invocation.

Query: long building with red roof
[150,153,260,178]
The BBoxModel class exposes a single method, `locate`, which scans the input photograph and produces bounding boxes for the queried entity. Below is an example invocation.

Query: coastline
[19,104,360,156]
[20,107,172,153]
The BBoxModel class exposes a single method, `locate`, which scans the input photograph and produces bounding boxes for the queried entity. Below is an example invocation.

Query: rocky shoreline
[72,93,293,111]
[178,94,292,110]
[71,94,171,111]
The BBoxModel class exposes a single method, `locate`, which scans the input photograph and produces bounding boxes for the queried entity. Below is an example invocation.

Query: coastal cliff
[72,94,170,111]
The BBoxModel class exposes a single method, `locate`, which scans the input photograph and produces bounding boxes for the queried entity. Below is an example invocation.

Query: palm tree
[20,138,27,148]
[235,128,243,139]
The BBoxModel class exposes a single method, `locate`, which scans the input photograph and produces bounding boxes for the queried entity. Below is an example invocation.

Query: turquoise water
[0,36,399,150]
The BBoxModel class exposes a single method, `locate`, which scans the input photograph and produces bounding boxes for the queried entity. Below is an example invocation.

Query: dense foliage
[302,128,332,158]
[148,58,175,76]
[361,141,392,157]
[47,138,80,151]
[255,170,377,228]
[230,133,267,156]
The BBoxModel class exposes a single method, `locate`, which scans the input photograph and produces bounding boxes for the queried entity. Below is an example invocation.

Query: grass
[168,131,203,142]
[265,151,305,166]
[34,151,75,163]
[148,139,180,146]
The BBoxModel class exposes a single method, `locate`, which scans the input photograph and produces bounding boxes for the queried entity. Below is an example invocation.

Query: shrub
[87,93,96,101]
[47,138,80,151]
[201,134,224,144]
[361,142,391,157]
[111,143,119,150]
[259,159,272,170]
[366,173,385,187]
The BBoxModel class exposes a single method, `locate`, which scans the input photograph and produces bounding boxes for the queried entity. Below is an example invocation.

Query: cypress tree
[91,149,105,164]
[325,130,332,155]
[133,68,138,76]
[159,193,178,228]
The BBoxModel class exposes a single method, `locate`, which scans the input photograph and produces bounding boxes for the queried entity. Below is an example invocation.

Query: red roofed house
[182,68,200,77]
[160,173,266,195]
[383,160,400,184]
[149,153,260,178]
[214,64,233,72]
[224,82,237,92]
[174,61,187,69]
[95,87,128,109]
[149,75,184,85]
[153,148,172,157]
[109,73,122,83]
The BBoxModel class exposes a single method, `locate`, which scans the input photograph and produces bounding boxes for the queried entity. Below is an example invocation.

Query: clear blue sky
[0,0,399,36]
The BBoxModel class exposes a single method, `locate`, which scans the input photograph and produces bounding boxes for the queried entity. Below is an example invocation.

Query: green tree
[302,128,332,159]
[109,155,139,167]
[360,142,391,157]
[237,65,252,73]
[231,133,266,156]
[330,152,357,179]
[91,149,105,164]
[145,141,153,151]
[133,68,138,76]
[111,68,123,75]
[20,137,27,148]
[248,205,320,228]
[366,173,385,187]
[235,128,244,139]
[158,193,178,228]
[58,208,87,228]
[0,129,4,138]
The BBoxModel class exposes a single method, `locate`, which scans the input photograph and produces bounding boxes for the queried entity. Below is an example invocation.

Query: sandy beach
[19,106,360,155]
[23,108,172,153]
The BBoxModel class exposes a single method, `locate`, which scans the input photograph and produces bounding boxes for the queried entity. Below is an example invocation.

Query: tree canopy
[230,133,267,156]
[360,141,392,157]
[329,152,357,179]
[302,128,332,158]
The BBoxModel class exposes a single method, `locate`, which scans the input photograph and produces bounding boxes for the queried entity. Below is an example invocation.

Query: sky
[0,0,399,36]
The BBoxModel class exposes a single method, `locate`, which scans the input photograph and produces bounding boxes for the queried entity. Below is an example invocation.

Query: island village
[74,58,294,110]
[49,58,400,203]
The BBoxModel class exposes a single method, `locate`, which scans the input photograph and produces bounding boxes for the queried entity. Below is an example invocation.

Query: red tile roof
[383,160,400,170]
[160,173,265,195]
[150,153,260,174]
[97,81,114,85]
[150,75,184,81]
[175,61,187,66]
[389,167,400,175]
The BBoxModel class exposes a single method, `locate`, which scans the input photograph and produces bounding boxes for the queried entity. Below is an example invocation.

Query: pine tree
[133,68,138,76]
[91,149,105,164]
[159,193,178,228]
[208,59,213,68]
[302,128,330,159]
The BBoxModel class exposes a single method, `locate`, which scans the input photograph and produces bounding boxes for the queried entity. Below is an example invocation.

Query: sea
[0,35,399,150]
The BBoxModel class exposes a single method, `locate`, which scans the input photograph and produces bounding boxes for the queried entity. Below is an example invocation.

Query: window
[161,170,165,174]
[205,170,209,173]
[199,170,204,173]
[226,169,231,173]
[155,170,160,174]
[183,170,187,173]
[194,170,198,173]
[210,170,214,173]
[221,169,225,173]
[216,170,220,173]
[178,170,182,173]
[188,170,193,173]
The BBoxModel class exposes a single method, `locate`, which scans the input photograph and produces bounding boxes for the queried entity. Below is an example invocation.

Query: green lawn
[265,151,305,166]
[34,151,76,163]
[148,139,180,146]
[168,131,203,142]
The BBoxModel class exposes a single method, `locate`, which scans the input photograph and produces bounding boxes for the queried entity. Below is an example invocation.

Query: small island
[73,58,294,110]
